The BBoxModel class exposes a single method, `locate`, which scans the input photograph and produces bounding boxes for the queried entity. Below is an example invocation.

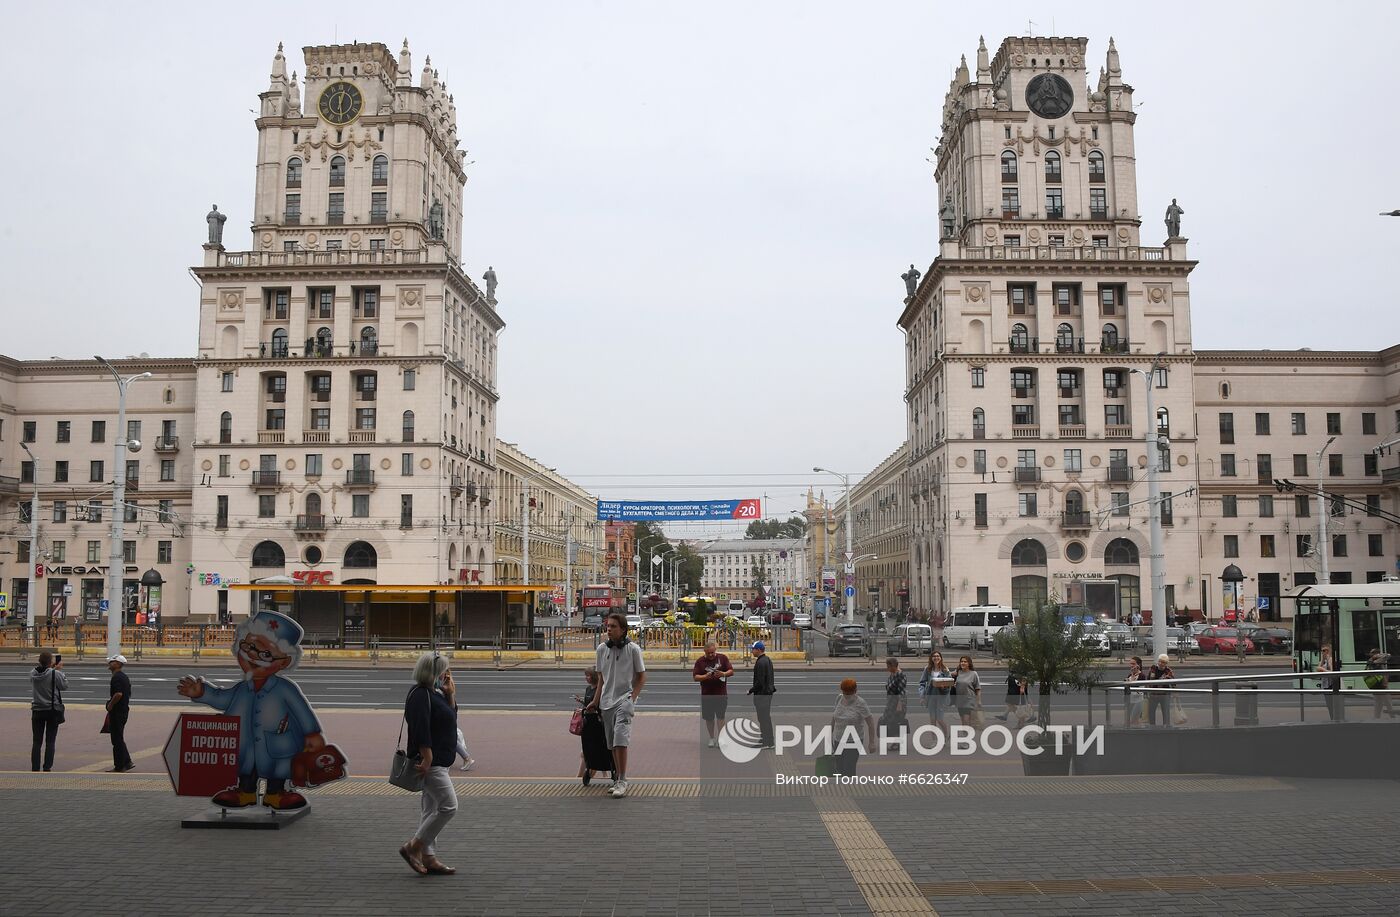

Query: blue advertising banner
[597,499,761,521]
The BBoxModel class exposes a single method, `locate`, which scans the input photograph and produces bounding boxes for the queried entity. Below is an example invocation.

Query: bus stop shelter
[228,583,554,649]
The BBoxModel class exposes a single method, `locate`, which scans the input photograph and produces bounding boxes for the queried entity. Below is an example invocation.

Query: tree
[744,516,808,540]
[674,542,704,599]
[749,557,769,608]
[992,602,1106,728]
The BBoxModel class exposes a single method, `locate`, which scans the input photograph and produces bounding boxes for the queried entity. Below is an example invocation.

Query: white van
[942,606,1017,649]
[728,599,746,614]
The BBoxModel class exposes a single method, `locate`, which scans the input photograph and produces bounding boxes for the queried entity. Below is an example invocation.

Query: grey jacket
[30,666,69,712]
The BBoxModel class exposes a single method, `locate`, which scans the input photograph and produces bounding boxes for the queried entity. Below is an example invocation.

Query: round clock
[318,81,363,125]
[1025,74,1073,119]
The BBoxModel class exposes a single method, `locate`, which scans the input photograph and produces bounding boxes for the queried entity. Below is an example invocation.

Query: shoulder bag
[569,707,584,736]
[51,670,66,725]
[389,687,428,792]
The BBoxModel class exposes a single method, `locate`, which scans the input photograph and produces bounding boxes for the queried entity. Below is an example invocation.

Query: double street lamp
[814,466,853,624]
[96,357,152,659]
[1129,356,1169,662]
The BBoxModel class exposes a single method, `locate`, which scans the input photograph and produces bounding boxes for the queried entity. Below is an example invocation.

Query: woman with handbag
[1366,648,1395,718]
[398,653,460,877]
[829,678,875,776]
[1124,656,1146,727]
[953,656,981,728]
[918,651,953,729]
[575,667,615,786]
[880,657,908,736]
[30,651,68,772]
[1147,653,1175,727]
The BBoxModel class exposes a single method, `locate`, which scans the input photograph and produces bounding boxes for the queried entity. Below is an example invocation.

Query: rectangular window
[119,540,134,564]
[1008,284,1034,314]
[18,540,29,563]
[353,494,369,518]
[1218,413,1234,444]
[402,452,415,476]
[355,408,376,430]
[1045,187,1064,218]
[1291,412,1306,435]
[1260,535,1275,558]
[1059,404,1082,426]
[124,502,138,523]
[51,541,66,563]
[216,495,228,529]
[217,454,230,478]
[1053,284,1080,315]
[56,421,70,443]
[1111,492,1129,517]
[1333,534,1348,558]
[265,408,286,430]
[1255,413,1270,435]
[400,494,414,528]
[1153,366,1168,389]
[1161,491,1174,526]
[87,500,102,523]
[1064,449,1082,473]
[973,449,986,474]
[87,540,101,563]
[356,287,379,318]
[311,408,331,430]
[20,461,33,484]
[258,495,276,518]
[157,499,173,523]
[1001,187,1020,217]
[970,368,985,388]
[973,493,987,527]
[1326,412,1341,435]
[1017,449,1036,469]
[1011,369,1035,395]
[1293,454,1308,476]
[310,288,334,319]
[1330,494,1345,518]
[264,288,290,321]
[1223,535,1239,558]
[221,371,234,392]
[404,368,416,391]
[125,460,139,484]
[1018,493,1037,517]
[1089,187,1107,219]
[1362,412,1377,435]
[1222,495,1238,518]
[1329,454,1343,477]
[1258,494,1274,518]
[127,420,141,444]
[327,192,345,224]
[22,421,36,443]
[1103,369,1124,395]
[158,541,172,564]
[1220,454,1236,476]
[1369,533,1384,557]
[1298,535,1312,557]
[160,459,175,482]
[1013,404,1036,426]
[54,461,68,483]
[53,501,67,523]
[285,193,300,222]
[306,454,323,476]
[1091,235,1108,248]
[1104,404,1127,426]
[1367,494,1381,517]
[1048,234,1064,247]
[1364,453,1378,477]
[370,238,386,252]
[370,191,388,222]
[1295,494,1311,517]
[1003,234,1021,247]
[92,420,106,442]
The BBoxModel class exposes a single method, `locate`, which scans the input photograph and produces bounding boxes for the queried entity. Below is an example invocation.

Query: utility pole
[19,443,39,630]
[1136,358,1168,662]
[1316,436,1337,585]
[96,358,152,659]
[815,467,854,623]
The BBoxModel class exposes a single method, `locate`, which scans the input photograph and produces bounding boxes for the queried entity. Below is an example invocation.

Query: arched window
[251,541,285,568]
[305,493,321,517]
[1101,323,1120,351]
[1156,407,1170,436]
[1044,150,1061,182]
[1056,323,1074,351]
[1000,150,1017,182]
[1105,538,1139,566]
[1010,323,1030,351]
[286,157,302,187]
[1065,490,1085,514]
[372,155,389,185]
[344,541,378,568]
[271,328,288,357]
[1087,150,1105,182]
[360,326,378,356]
[402,410,415,441]
[329,155,346,186]
[972,408,986,439]
[1010,539,1047,567]
[316,326,332,352]
[1011,574,1048,614]
[219,411,232,444]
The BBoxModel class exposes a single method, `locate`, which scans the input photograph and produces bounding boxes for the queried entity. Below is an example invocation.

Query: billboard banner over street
[597,499,761,521]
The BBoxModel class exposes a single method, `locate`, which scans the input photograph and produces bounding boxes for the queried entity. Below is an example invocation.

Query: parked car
[943,605,1017,649]
[1101,622,1137,649]
[745,614,767,628]
[1237,625,1292,654]
[728,599,747,614]
[625,614,643,630]
[828,624,869,657]
[582,613,603,630]
[886,623,934,656]
[1065,623,1112,656]
[1195,626,1256,655]
[767,610,795,626]
[792,613,812,629]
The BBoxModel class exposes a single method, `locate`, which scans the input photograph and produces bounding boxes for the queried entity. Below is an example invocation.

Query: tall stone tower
[189,40,503,622]
[899,37,1199,621]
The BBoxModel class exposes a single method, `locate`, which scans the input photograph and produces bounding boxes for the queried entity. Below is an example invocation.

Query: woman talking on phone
[399,653,460,876]
[30,651,68,772]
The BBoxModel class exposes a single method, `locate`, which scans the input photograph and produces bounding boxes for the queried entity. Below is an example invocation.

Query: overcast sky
[5,1,1397,534]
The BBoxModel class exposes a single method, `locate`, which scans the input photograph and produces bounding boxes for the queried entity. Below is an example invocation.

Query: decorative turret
[287,71,301,115]
[975,36,991,81]
[397,39,412,87]
[269,42,287,90]
[1106,36,1122,80]
[421,55,433,90]
[955,54,969,87]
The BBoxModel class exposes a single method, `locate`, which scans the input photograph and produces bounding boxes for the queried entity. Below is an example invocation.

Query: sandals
[399,843,428,876]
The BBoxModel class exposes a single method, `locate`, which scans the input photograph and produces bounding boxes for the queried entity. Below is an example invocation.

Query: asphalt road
[1,658,1308,713]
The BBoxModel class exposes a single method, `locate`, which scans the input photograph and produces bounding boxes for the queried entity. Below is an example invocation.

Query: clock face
[318,81,363,125]
[1025,74,1074,119]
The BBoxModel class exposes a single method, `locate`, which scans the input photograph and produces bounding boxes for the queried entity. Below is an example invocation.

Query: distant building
[696,538,807,607]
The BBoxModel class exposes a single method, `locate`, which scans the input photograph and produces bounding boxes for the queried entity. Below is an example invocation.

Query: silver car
[886,623,934,656]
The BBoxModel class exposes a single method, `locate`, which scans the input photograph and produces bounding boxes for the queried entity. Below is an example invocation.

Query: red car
[1195,627,1257,655]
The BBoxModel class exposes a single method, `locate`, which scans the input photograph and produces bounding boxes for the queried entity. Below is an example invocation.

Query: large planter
[1020,743,1073,776]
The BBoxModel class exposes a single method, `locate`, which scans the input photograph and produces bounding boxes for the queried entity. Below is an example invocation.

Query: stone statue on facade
[428,199,444,240]
[901,264,921,298]
[1165,198,1185,238]
[939,194,955,238]
[206,205,227,246]
[482,266,497,301]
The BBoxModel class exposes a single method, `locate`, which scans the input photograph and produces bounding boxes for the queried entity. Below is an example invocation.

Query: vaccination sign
[597,499,761,521]
[163,713,241,797]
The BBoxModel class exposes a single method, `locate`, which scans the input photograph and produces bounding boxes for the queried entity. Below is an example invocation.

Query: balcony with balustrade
[345,469,377,490]
[153,436,180,453]
[1061,510,1092,530]
[250,470,280,490]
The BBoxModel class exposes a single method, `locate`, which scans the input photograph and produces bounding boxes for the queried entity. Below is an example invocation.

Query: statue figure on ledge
[939,194,955,238]
[206,205,227,246]
[901,264,921,298]
[428,199,444,240]
[482,266,497,301]
[1165,198,1185,239]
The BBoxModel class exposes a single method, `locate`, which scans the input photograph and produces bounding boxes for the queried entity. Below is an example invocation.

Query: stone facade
[493,441,601,601]
[848,442,912,613]
[695,537,807,607]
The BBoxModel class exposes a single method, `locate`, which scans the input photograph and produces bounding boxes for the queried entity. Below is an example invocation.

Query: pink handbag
[569,708,584,736]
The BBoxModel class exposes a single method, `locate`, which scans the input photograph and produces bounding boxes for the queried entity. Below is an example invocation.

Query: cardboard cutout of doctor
[177,610,347,810]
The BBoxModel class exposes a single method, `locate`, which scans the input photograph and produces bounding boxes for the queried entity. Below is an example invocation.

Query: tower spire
[398,38,413,87]
[976,35,991,80]
[268,41,287,91]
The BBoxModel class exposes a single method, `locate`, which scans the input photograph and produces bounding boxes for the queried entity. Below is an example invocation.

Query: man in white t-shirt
[588,612,646,798]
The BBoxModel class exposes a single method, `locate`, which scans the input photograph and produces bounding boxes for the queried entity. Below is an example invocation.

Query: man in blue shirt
[178,610,330,810]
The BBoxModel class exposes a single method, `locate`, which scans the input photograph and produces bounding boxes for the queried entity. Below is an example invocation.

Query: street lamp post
[1131,357,1169,662]
[814,467,853,623]
[19,443,40,631]
[1315,435,1337,585]
[96,357,152,659]
[635,534,663,614]
[520,465,556,592]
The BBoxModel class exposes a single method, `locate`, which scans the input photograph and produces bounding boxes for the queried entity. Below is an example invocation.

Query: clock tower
[190,40,501,621]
